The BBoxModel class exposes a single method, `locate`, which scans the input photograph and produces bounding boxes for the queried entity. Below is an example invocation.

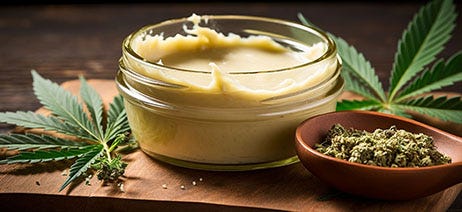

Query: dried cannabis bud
[315,124,452,167]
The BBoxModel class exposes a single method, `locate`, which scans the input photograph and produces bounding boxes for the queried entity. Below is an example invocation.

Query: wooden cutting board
[0,79,461,211]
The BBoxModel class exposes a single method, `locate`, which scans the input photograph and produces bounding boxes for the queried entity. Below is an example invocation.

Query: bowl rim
[295,110,462,172]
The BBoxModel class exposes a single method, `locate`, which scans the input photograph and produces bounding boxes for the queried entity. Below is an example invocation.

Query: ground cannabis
[315,124,452,167]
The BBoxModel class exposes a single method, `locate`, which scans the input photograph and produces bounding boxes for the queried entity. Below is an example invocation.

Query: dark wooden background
[0,1,461,210]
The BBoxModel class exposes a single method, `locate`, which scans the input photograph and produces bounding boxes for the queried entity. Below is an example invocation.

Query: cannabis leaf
[60,144,104,191]
[388,0,456,101]
[298,0,462,124]
[0,133,87,151]
[0,70,132,192]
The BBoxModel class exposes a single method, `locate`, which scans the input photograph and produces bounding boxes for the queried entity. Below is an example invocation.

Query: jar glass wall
[116,15,343,171]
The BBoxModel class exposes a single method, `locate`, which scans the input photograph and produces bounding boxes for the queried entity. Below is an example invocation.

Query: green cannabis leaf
[0,70,132,192]
[298,0,462,123]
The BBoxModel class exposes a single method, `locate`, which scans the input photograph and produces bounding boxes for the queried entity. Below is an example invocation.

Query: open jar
[116,15,343,171]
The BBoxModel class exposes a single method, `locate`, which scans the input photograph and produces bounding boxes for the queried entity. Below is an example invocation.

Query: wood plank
[0,79,461,211]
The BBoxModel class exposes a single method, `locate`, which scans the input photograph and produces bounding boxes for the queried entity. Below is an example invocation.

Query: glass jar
[116,15,343,171]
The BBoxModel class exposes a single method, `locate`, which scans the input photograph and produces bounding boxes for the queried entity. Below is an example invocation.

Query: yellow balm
[117,15,343,170]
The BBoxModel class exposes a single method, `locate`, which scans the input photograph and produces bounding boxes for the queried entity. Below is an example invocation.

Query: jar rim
[122,15,337,75]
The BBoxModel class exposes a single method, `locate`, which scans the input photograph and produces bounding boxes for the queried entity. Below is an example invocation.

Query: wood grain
[0,3,461,112]
[0,2,461,210]
[0,79,460,211]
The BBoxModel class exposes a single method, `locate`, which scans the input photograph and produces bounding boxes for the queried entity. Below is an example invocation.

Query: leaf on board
[31,70,99,142]
[0,133,88,151]
[79,76,104,141]
[59,144,104,192]
[0,111,92,141]
[0,145,96,164]
[104,95,130,142]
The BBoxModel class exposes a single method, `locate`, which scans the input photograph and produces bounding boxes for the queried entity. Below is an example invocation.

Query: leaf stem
[102,142,112,163]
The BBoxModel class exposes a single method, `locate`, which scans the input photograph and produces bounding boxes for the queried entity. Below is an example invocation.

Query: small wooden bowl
[295,110,462,200]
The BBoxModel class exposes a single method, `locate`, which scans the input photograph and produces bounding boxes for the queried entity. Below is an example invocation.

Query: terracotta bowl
[295,110,462,200]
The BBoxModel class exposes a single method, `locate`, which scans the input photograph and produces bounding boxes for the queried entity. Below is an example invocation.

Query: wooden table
[1,2,461,211]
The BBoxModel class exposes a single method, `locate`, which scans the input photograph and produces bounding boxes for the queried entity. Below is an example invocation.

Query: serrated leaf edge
[388,0,456,100]
[79,76,105,141]
[0,145,96,164]
[396,51,462,102]
[31,70,99,142]
[394,95,462,123]
[0,133,88,151]
[59,144,104,192]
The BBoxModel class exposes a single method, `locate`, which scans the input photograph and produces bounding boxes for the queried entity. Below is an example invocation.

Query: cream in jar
[117,14,343,170]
